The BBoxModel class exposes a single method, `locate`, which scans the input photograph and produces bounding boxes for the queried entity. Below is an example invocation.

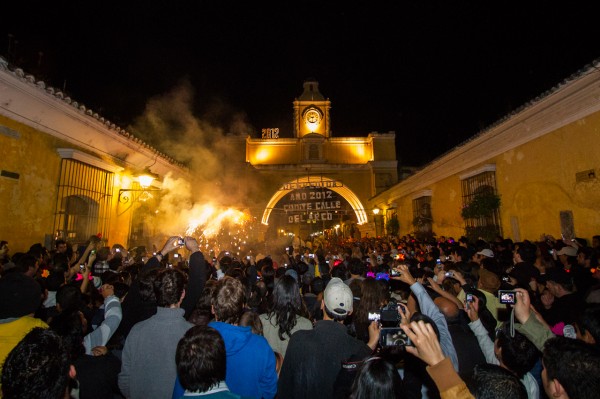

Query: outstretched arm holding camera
[513,288,555,351]
[180,236,206,318]
[392,264,459,371]
[402,321,474,399]
[465,296,498,365]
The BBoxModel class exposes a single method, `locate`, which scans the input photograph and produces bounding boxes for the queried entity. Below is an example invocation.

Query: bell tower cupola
[293,79,331,138]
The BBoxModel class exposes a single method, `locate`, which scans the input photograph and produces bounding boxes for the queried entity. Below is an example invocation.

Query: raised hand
[465,294,480,322]
[160,236,184,256]
[401,321,445,367]
[391,263,416,285]
[513,288,532,324]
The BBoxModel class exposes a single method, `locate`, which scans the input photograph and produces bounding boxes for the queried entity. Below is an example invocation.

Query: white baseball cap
[324,277,353,316]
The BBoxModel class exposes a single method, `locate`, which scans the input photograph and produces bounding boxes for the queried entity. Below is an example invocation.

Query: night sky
[2,2,599,166]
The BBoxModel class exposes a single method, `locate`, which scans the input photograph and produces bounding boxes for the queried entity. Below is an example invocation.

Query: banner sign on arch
[282,188,342,224]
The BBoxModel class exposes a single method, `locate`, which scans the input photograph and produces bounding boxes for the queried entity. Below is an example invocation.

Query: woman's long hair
[354,278,388,324]
[267,275,308,340]
[349,356,403,399]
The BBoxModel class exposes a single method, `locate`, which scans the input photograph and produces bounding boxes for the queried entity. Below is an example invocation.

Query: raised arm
[513,288,555,351]
[180,236,206,318]
[84,284,122,354]
[402,321,475,399]
[465,295,498,365]
[392,264,459,370]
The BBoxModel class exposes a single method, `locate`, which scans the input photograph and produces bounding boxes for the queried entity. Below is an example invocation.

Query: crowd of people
[1,231,600,399]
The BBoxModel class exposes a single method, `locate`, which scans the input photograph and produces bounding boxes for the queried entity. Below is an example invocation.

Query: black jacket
[278,320,372,399]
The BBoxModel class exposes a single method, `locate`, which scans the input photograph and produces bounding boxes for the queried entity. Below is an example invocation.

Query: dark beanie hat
[0,273,42,318]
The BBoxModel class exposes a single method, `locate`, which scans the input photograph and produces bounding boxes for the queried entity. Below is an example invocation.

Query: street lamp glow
[373,208,380,215]
[137,173,155,188]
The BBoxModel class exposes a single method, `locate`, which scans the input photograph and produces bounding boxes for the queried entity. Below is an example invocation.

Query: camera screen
[368,311,381,321]
[499,290,516,304]
[379,327,412,347]
[466,294,474,302]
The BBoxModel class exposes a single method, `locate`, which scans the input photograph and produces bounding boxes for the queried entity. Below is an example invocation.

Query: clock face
[303,107,322,132]
[305,109,320,124]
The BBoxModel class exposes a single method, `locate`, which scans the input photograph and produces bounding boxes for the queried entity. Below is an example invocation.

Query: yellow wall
[246,140,300,164]
[0,115,61,252]
[0,115,137,253]
[493,111,600,241]
[370,110,600,242]
[324,141,372,164]
[246,138,375,165]
[372,136,397,161]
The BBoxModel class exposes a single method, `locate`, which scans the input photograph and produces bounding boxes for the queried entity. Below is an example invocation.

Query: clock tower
[293,79,331,138]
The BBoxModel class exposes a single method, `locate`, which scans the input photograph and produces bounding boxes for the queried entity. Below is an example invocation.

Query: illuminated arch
[261,176,368,225]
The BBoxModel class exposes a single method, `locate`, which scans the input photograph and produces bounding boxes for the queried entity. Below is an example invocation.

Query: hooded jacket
[208,321,277,399]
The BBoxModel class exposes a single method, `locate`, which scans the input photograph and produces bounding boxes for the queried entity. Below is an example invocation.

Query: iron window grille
[53,158,114,244]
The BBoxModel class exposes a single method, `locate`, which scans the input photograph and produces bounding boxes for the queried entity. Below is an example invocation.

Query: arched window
[53,158,114,244]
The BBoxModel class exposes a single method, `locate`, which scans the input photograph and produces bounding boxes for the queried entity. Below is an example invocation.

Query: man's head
[15,254,39,277]
[544,268,574,296]
[212,276,245,324]
[469,363,527,399]
[0,272,42,319]
[556,245,578,258]
[55,239,68,254]
[176,325,226,393]
[28,243,48,262]
[322,277,354,321]
[348,257,366,277]
[542,337,600,399]
[1,328,72,399]
[495,324,540,378]
[154,268,187,308]
[474,248,495,264]
[451,246,468,263]
[575,305,600,346]
[477,268,501,294]
[434,297,460,322]
[514,242,536,264]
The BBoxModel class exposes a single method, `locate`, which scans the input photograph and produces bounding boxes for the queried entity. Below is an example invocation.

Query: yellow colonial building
[0,61,398,252]
[245,79,398,239]
[0,57,188,253]
[369,60,600,243]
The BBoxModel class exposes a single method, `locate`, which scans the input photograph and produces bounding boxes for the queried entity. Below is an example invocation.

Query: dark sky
[3,2,599,166]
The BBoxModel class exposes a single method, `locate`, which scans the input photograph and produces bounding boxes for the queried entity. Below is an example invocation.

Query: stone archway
[261,176,368,225]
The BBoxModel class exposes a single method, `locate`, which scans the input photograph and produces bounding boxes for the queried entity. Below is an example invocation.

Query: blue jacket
[209,321,277,399]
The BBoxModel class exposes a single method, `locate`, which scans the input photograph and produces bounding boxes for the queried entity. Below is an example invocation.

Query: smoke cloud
[127,79,269,250]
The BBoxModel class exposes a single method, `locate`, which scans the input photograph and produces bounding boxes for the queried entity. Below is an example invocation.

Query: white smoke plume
[127,80,268,250]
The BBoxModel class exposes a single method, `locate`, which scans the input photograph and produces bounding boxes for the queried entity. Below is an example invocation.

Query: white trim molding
[459,164,496,180]
[411,190,433,200]
[57,148,124,173]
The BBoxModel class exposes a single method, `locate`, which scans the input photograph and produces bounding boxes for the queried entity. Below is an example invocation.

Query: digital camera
[379,327,412,348]
[369,299,401,328]
[498,290,517,305]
